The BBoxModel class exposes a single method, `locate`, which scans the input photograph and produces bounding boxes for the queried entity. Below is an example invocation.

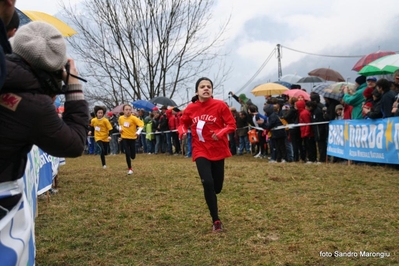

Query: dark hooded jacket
[260,104,286,139]
[0,55,89,185]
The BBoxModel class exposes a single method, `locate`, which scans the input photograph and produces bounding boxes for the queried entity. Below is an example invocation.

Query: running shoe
[212,220,223,232]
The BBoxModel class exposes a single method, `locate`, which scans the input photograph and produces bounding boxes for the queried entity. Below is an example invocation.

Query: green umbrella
[358,54,399,76]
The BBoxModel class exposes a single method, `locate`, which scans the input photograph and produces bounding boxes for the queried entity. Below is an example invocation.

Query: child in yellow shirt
[89,106,113,168]
[119,104,144,175]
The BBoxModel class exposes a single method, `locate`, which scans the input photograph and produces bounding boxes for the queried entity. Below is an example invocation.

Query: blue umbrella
[132,100,155,111]
[273,80,292,89]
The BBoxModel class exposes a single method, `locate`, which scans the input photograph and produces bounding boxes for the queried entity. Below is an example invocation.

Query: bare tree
[61,0,230,109]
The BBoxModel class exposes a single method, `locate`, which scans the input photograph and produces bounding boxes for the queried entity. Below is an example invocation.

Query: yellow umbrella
[251,82,288,96]
[20,10,77,37]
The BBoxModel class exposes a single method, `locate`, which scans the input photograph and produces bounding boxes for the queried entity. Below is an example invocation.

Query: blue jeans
[186,132,192,157]
[238,135,250,154]
[110,133,119,154]
[87,136,95,154]
[285,137,293,162]
[140,133,147,153]
[146,138,154,153]
[165,132,173,154]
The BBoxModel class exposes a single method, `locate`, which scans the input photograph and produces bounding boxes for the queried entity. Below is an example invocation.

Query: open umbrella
[352,50,396,72]
[16,8,77,37]
[251,83,288,96]
[312,82,355,101]
[150,96,177,107]
[111,104,125,114]
[273,80,292,89]
[282,89,310,101]
[280,74,302,84]
[358,54,399,76]
[297,76,325,83]
[308,68,345,82]
[132,100,155,112]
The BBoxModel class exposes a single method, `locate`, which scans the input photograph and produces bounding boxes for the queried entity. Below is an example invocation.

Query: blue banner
[327,117,399,164]
[0,146,63,266]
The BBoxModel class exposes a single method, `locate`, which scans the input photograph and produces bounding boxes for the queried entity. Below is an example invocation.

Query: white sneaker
[103,165,107,169]
[306,161,313,164]
[269,160,277,163]
[281,159,286,163]
[254,153,261,158]
[127,169,133,175]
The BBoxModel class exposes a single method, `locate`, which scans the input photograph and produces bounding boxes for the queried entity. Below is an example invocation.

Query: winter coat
[296,100,313,138]
[343,83,367,119]
[0,54,89,184]
[261,104,286,139]
[310,105,328,141]
[380,90,396,118]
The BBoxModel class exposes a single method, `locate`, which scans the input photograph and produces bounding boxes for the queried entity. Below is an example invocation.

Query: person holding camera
[0,21,88,265]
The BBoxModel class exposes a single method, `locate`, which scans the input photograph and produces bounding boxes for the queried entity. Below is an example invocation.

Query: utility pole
[277,44,282,80]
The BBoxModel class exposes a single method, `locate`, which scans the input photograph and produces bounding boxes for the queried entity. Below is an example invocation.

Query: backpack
[248,129,259,144]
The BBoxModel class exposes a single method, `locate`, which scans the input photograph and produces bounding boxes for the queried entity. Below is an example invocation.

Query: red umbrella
[282,89,310,101]
[352,51,396,72]
[308,68,345,82]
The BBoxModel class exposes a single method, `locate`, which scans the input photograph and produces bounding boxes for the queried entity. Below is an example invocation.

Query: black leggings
[122,139,136,169]
[96,141,109,166]
[195,157,224,222]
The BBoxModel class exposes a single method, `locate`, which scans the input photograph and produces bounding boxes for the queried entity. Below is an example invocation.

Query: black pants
[274,137,286,162]
[96,141,109,166]
[195,157,224,223]
[229,132,236,155]
[304,137,317,162]
[122,139,136,169]
[317,139,327,163]
[290,128,305,162]
[172,131,181,154]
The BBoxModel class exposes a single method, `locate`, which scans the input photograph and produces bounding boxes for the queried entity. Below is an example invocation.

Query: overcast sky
[16,0,399,106]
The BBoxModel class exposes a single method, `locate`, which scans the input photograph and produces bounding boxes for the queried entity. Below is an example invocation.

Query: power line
[235,48,276,94]
[281,45,364,58]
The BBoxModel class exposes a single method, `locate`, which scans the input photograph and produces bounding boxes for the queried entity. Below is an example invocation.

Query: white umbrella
[280,74,302,84]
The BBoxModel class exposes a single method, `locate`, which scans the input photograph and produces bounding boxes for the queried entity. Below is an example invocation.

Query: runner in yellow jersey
[119,104,144,175]
[89,106,113,168]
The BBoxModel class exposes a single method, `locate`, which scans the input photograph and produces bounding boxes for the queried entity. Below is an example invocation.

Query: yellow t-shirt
[90,117,113,142]
[119,115,144,139]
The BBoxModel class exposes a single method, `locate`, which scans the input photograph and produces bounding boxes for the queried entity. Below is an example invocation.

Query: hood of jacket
[295,100,306,112]
[263,104,274,116]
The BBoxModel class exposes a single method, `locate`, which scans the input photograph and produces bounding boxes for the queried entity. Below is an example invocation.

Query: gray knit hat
[11,21,67,72]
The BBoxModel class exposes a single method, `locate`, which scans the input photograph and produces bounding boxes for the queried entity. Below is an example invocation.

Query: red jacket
[343,103,353,120]
[179,98,236,161]
[165,109,176,130]
[296,100,313,138]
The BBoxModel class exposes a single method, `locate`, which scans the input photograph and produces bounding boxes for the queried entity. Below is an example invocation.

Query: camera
[53,62,70,80]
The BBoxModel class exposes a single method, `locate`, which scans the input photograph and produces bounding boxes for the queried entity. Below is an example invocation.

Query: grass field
[35,153,399,265]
